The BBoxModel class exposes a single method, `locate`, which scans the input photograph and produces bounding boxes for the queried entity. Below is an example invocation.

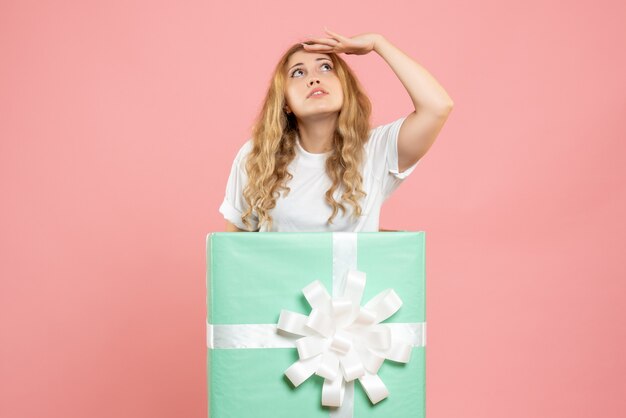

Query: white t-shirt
[219,116,419,232]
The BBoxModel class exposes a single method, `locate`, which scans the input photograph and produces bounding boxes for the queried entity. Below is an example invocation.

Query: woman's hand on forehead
[302,27,378,56]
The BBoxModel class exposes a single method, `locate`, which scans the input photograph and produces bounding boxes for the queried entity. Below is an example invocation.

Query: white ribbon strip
[332,232,357,296]
[207,324,300,349]
[206,322,425,350]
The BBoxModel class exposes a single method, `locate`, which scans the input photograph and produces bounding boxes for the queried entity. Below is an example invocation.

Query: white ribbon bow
[276,269,413,407]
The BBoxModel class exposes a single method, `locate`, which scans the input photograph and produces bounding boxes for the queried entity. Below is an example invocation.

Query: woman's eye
[290,63,333,78]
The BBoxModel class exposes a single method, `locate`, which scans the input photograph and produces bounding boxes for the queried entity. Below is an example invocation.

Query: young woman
[219,28,453,232]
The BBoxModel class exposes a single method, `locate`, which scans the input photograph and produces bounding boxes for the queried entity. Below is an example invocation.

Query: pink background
[1,0,625,417]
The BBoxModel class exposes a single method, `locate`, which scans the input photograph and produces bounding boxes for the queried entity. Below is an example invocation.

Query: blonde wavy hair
[241,43,372,231]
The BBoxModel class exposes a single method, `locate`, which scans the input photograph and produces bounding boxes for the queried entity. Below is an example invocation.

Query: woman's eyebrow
[288,58,332,72]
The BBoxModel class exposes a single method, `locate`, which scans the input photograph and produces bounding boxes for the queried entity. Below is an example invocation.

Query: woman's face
[283,50,344,120]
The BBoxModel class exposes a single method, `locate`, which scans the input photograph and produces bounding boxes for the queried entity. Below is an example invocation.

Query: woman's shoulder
[237,138,254,157]
[364,115,408,151]
[231,138,254,165]
[368,115,408,138]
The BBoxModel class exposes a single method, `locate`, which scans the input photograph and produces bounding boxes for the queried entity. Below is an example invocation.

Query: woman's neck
[296,116,337,154]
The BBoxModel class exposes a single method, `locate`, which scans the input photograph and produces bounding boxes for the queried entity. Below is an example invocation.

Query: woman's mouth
[308,91,328,98]
[307,88,328,98]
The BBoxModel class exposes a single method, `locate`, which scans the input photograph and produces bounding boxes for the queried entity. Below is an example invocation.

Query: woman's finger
[302,43,335,53]
[303,37,338,47]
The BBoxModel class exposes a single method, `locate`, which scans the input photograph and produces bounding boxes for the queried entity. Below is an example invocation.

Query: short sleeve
[366,116,420,199]
[218,140,259,231]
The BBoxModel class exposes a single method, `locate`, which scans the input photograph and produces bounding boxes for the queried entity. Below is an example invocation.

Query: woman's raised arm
[303,29,454,173]
[370,33,454,172]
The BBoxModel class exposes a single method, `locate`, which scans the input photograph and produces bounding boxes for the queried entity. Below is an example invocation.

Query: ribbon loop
[342,270,366,306]
[356,347,385,374]
[296,336,327,359]
[316,351,339,380]
[352,307,377,327]
[340,347,365,382]
[330,330,352,355]
[303,280,333,312]
[382,342,413,363]
[358,372,389,405]
[322,376,345,407]
[278,310,313,336]
[363,289,403,324]
[306,309,336,337]
[285,355,322,387]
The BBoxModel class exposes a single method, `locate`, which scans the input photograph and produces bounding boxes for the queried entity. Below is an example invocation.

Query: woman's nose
[307,79,320,87]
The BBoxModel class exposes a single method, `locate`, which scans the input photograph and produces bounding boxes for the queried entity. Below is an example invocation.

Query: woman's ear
[284,105,292,114]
